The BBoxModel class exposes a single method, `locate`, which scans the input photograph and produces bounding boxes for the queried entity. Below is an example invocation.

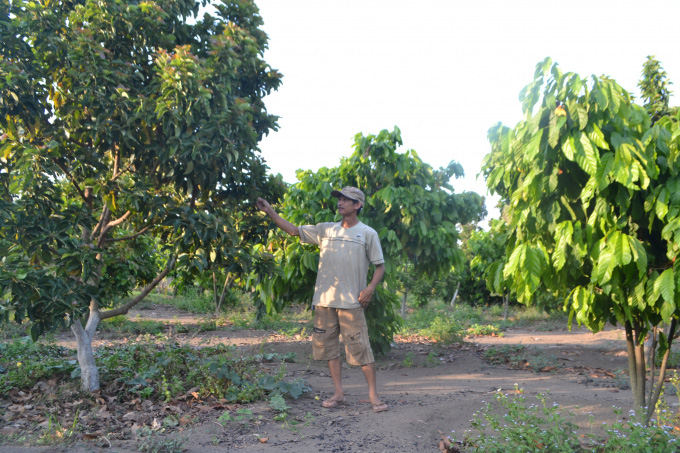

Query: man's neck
[340,214,359,229]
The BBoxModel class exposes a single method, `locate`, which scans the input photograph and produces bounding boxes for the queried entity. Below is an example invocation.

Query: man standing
[256,187,388,412]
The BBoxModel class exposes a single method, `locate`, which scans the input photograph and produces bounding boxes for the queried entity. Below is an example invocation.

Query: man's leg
[360,362,385,408]
[313,307,343,407]
[326,356,344,405]
[339,308,388,412]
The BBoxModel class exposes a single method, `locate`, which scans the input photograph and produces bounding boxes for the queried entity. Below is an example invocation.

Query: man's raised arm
[256,198,300,236]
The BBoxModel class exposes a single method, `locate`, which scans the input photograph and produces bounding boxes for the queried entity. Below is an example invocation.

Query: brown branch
[98,211,132,247]
[104,225,152,243]
[92,205,110,240]
[646,319,677,424]
[106,210,131,228]
[112,145,120,178]
[51,158,88,205]
[100,256,177,320]
[110,162,133,182]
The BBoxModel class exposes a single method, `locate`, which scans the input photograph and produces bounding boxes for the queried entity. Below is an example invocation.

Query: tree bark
[503,293,509,321]
[450,281,460,307]
[646,319,677,425]
[401,290,408,319]
[71,306,102,392]
[625,321,645,412]
[216,273,234,316]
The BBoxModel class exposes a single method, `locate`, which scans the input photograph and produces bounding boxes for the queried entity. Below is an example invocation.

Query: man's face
[337,195,360,215]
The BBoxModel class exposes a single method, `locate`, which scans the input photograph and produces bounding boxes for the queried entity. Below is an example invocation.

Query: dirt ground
[1,305,665,453]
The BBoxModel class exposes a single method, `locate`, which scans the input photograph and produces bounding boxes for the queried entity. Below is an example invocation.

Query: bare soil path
[1,305,650,453]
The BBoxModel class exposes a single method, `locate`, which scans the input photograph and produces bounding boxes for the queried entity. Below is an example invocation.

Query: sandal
[372,402,388,413]
[322,398,345,408]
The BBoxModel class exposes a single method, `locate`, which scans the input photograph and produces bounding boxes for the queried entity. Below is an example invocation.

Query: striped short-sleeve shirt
[299,221,384,309]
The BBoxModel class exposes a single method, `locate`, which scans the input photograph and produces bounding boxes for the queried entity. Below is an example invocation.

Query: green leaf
[573,104,588,130]
[656,268,675,305]
[562,136,576,160]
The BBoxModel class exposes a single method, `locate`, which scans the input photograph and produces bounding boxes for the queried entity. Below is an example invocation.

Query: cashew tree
[482,57,680,422]
[254,127,486,354]
[0,0,281,391]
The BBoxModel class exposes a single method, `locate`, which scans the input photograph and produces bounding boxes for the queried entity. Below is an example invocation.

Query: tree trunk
[71,307,101,392]
[450,281,460,307]
[401,290,408,319]
[215,273,234,316]
[624,321,646,414]
[502,293,509,321]
[73,257,176,391]
[646,319,677,425]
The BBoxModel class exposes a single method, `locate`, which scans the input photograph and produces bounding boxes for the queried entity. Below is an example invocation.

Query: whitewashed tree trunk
[71,308,102,392]
[71,257,175,392]
[450,281,460,307]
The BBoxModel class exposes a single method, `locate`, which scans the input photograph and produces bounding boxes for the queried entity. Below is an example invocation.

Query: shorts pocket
[345,331,364,356]
[313,327,330,349]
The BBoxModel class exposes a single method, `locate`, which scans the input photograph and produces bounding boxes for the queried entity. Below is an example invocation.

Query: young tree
[254,127,486,353]
[482,57,680,422]
[0,0,281,391]
[638,55,677,124]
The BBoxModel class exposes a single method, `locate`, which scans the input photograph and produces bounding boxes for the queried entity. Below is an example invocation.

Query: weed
[99,315,166,335]
[525,352,562,373]
[402,352,415,368]
[136,426,186,453]
[37,410,80,445]
[218,408,257,425]
[584,407,680,452]
[0,337,76,393]
[456,386,581,452]
[483,345,526,368]
[425,352,439,368]
[467,323,503,337]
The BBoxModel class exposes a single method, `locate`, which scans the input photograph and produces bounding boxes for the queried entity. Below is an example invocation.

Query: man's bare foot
[322,395,345,408]
[371,401,388,412]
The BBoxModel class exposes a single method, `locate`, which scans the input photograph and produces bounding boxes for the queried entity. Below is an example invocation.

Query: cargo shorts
[312,306,374,366]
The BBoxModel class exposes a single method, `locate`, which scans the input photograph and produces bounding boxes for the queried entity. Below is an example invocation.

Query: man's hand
[256,197,272,213]
[255,197,300,236]
[358,285,376,308]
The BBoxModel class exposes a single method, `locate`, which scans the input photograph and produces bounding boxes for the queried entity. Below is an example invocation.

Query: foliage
[89,341,308,402]
[2,337,309,405]
[0,337,76,393]
[459,223,506,305]
[482,57,680,417]
[99,315,167,336]
[597,407,679,452]
[638,55,677,124]
[0,0,281,390]
[457,387,582,453]
[445,386,680,453]
[255,127,485,354]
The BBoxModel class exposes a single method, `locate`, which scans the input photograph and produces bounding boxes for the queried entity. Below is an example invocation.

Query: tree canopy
[0,0,281,390]
[255,127,486,354]
[482,57,680,419]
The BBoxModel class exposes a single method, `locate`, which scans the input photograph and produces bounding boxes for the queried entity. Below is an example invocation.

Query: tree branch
[51,158,88,205]
[98,210,131,247]
[100,256,176,320]
[92,205,110,238]
[104,225,152,243]
[106,211,131,229]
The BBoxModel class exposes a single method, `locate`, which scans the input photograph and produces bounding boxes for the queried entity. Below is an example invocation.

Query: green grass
[399,300,571,344]
[99,315,167,335]
[447,385,680,452]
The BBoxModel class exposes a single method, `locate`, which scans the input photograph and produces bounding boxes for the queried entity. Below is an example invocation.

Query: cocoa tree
[0,0,281,391]
[482,57,680,422]
[254,127,486,354]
